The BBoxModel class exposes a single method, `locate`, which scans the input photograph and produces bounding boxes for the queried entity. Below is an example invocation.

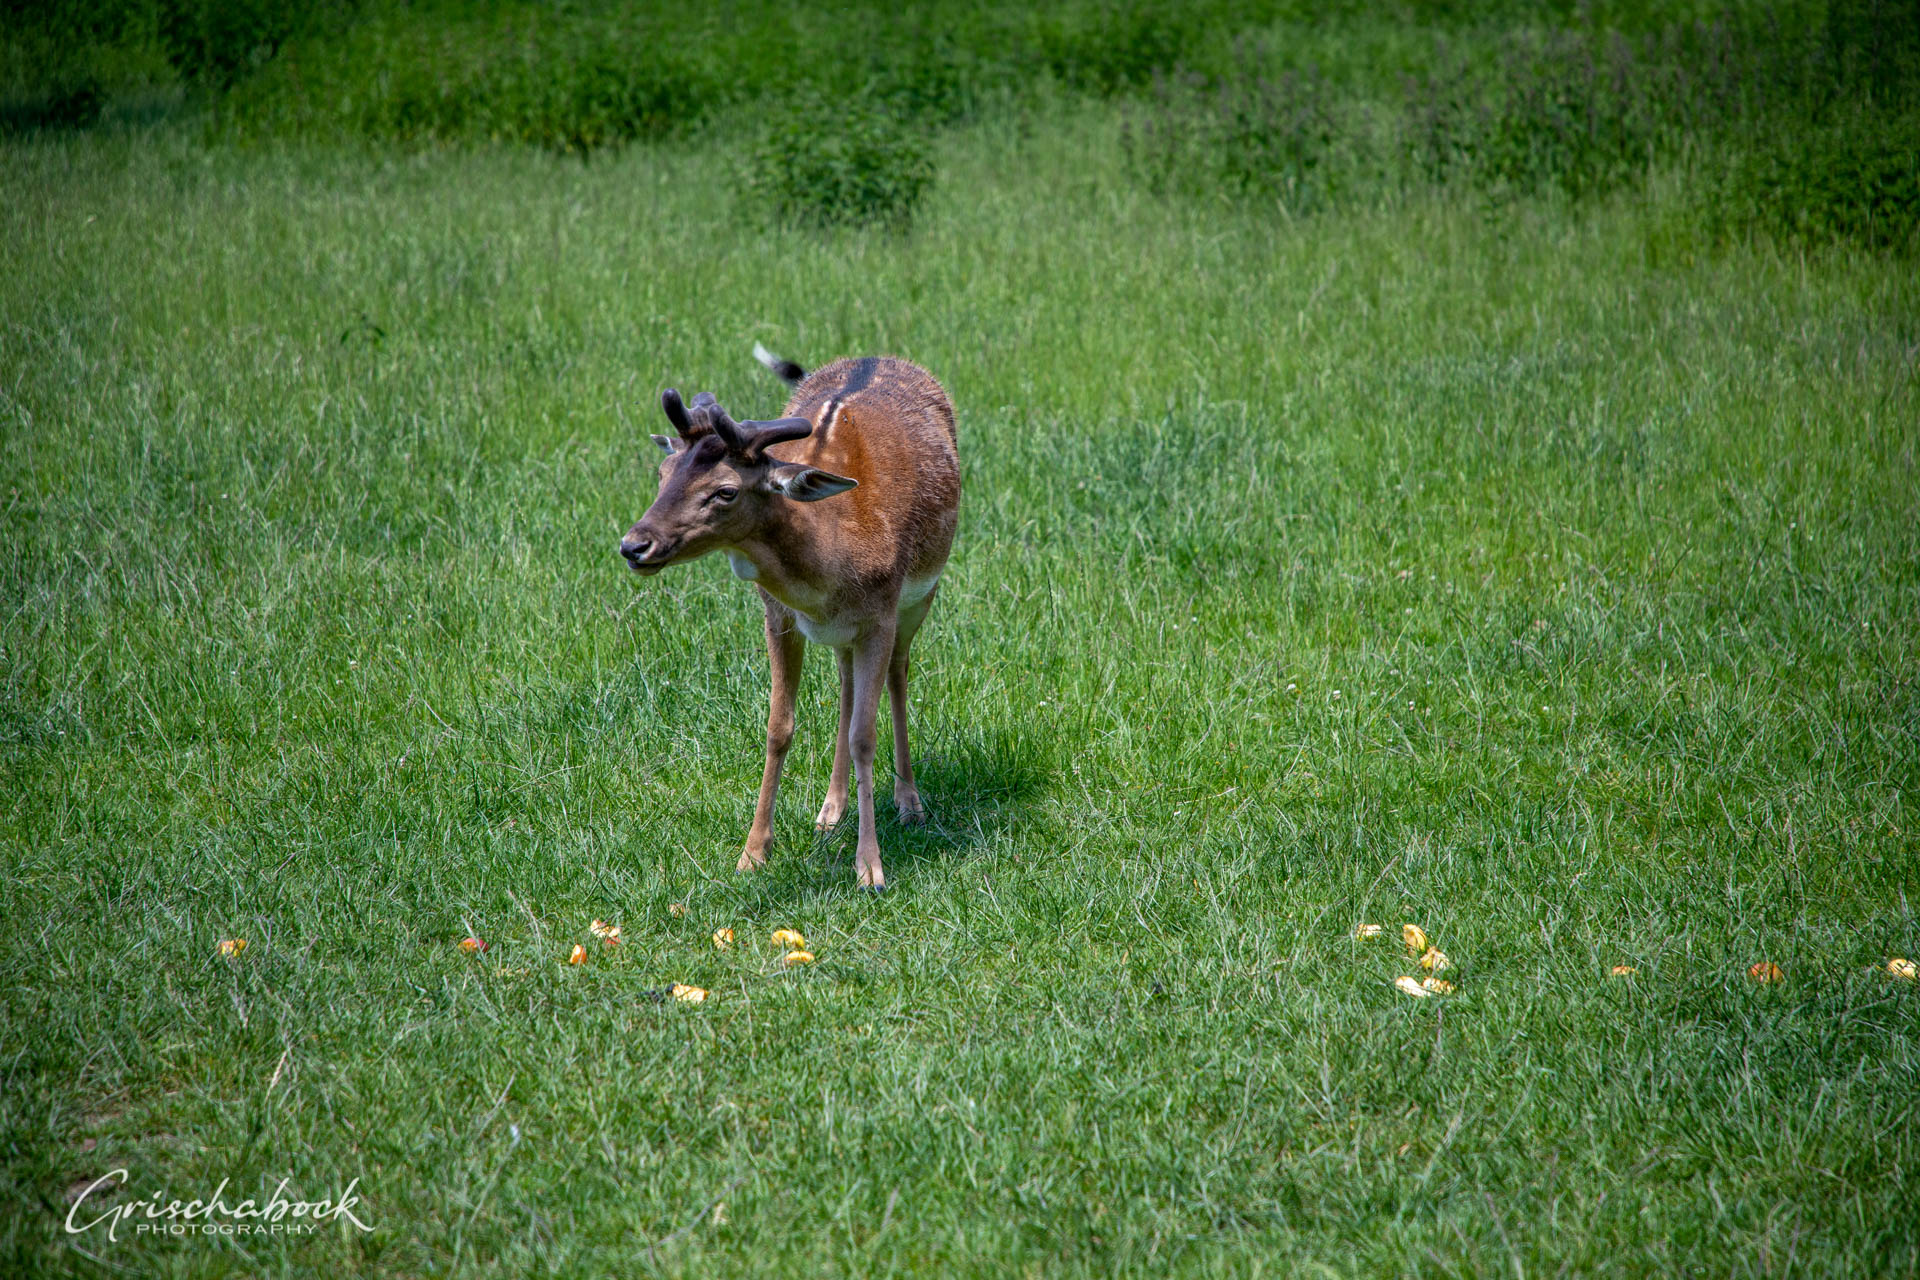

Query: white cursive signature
[65,1170,374,1241]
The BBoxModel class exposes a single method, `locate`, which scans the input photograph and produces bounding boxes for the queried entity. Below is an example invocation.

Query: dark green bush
[1,0,164,133]
[197,0,1204,151]
[1124,60,1341,212]
[1712,109,1920,250]
[11,0,1920,259]
[1401,0,1919,209]
[1,0,350,91]
[210,6,730,153]
[1034,1,1197,95]
[1402,25,1723,204]
[0,79,105,133]
[742,91,938,231]
[868,42,986,128]
[156,0,336,88]
[1471,31,1664,203]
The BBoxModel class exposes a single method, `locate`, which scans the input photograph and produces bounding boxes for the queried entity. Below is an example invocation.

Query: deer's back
[771,357,959,586]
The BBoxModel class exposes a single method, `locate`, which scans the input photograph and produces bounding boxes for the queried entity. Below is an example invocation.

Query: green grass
[3,97,1918,1277]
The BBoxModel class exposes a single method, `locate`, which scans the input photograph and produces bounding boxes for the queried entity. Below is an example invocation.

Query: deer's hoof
[736,847,768,873]
[895,792,927,825]
[814,799,847,831]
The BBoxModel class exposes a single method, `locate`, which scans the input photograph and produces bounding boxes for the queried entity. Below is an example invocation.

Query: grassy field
[4,27,1920,1279]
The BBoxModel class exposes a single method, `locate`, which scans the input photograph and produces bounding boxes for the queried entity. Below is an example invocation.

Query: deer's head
[619,388,857,575]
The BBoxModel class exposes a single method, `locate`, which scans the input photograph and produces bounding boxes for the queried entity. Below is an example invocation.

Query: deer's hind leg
[848,614,898,889]
[887,586,937,825]
[815,646,854,831]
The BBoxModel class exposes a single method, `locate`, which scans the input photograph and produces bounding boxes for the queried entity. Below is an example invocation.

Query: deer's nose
[620,536,654,564]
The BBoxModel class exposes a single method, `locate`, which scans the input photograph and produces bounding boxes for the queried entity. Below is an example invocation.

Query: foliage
[208,5,730,152]
[1033,1,1201,95]
[13,0,1920,259]
[154,0,337,88]
[1712,106,1920,250]
[0,0,351,106]
[1124,58,1342,212]
[1110,0,1920,251]
[742,90,938,230]
[190,0,1205,153]
[1436,29,1673,203]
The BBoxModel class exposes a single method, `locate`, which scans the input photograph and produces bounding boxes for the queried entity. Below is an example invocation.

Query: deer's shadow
[735,727,1051,906]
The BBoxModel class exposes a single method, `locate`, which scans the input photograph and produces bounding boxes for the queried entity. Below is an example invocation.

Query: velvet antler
[737,416,813,458]
[662,389,813,459]
[660,388,696,438]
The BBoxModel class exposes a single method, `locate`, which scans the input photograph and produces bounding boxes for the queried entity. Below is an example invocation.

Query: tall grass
[3,98,1918,1274]
[3,4,1919,1276]
[1128,0,1920,244]
[11,0,1913,240]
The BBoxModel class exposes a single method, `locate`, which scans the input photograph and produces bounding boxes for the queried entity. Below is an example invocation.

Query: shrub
[0,0,171,133]
[1475,31,1665,203]
[1034,1,1195,95]
[1402,27,1693,205]
[0,79,106,133]
[869,42,982,128]
[213,5,725,153]
[155,0,339,88]
[360,38,713,155]
[201,0,1200,152]
[11,0,1920,258]
[1124,59,1341,212]
[1401,1,1919,210]
[742,92,937,231]
[1711,108,1920,251]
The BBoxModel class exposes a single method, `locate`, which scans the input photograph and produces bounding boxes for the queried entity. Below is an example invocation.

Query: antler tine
[668,390,798,457]
[742,417,814,457]
[699,396,745,451]
[661,388,695,438]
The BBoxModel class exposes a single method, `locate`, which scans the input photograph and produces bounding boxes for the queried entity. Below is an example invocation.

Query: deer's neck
[722,515,841,620]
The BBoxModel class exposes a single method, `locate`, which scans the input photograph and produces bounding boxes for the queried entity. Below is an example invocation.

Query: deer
[618,347,960,891]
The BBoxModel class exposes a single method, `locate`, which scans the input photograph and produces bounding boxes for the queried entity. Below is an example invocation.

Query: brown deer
[619,348,960,890]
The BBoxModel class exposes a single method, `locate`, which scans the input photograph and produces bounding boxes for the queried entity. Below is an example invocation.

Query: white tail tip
[752,341,806,386]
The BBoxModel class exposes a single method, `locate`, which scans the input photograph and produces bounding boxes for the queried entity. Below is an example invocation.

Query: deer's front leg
[740,605,805,872]
[815,646,854,830]
[848,617,897,889]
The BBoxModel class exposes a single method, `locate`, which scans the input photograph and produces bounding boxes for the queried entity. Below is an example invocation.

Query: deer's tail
[752,342,806,387]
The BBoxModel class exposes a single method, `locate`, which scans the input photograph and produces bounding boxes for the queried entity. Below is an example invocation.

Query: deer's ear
[763,464,857,502]
[651,434,680,454]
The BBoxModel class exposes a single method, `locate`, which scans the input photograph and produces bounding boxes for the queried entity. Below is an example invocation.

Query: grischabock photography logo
[65,1169,373,1242]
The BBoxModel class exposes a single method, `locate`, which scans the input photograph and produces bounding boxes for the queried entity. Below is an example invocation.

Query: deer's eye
[710,486,739,505]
